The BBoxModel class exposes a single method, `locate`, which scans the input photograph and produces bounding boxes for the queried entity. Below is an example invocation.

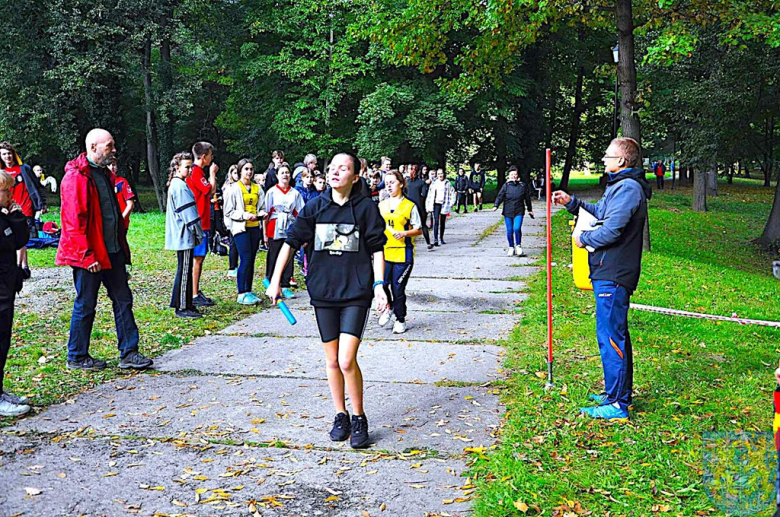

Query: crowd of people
[0,128,545,447]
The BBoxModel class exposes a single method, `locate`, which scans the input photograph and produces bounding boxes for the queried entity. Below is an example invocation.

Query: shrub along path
[1,206,547,516]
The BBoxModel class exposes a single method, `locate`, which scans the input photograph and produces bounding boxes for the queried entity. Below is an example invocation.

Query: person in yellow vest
[378,170,423,334]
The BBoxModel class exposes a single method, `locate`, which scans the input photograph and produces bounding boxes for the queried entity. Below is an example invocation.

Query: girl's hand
[492,206,498,212]
[392,231,404,240]
[266,280,282,305]
[374,286,389,313]
[246,213,258,222]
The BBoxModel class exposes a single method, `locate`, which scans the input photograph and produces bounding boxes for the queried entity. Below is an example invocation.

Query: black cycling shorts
[314,306,370,343]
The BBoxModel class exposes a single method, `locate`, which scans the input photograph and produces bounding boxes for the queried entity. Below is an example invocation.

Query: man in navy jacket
[553,137,651,421]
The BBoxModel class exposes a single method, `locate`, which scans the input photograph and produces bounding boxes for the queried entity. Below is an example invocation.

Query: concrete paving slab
[412,257,539,280]
[220,308,517,342]
[283,277,527,312]
[0,435,474,517]
[156,336,504,384]
[12,375,501,454]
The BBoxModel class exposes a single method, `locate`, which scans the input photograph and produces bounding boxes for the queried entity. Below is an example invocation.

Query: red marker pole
[545,148,554,389]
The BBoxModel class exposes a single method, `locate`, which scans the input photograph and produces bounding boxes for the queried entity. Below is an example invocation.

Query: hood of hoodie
[65,153,94,178]
[607,167,652,201]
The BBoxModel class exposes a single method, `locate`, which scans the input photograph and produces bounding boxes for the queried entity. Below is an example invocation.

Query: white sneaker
[237,293,256,305]
[515,246,524,257]
[0,398,30,417]
[392,320,408,334]
[507,247,515,257]
[378,309,393,327]
[227,269,238,278]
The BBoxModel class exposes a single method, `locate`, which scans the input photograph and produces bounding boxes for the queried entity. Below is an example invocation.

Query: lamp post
[612,43,619,141]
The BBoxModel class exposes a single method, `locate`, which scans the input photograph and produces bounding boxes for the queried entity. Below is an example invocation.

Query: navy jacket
[469,170,485,190]
[565,168,652,292]
[454,175,469,192]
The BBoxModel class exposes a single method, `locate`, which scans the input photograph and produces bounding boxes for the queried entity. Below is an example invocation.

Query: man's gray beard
[97,153,116,167]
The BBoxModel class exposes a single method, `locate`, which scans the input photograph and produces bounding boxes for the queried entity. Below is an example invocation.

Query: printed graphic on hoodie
[315,223,360,254]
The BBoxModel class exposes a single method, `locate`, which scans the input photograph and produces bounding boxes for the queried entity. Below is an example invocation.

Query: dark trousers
[593,280,633,411]
[234,226,261,294]
[67,252,139,362]
[455,192,468,213]
[433,203,447,242]
[170,249,194,310]
[0,269,18,395]
[656,175,664,190]
[228,235,239,270]
[384,261,413,323]
[266,237,293,288]
[417,203,431,245]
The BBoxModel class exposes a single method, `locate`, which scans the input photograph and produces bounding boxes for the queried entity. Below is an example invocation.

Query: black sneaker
[350,414,370,449]
[21,267,31,280]
[119,351,153,370]
[329,412,351,442]
[427,244,434,251]
[434,241,440,247]
[175,308,202,319]
[193,292,215,307]
[440,239,447,245]
[67,355,107,371]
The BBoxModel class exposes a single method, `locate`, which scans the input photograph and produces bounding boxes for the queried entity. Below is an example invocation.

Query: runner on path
[469,163,486,211]
[378,170,422,334]
[493,166,534,257]
[265,152,388,449]
[426,168,455,246]
[405,165,432,251]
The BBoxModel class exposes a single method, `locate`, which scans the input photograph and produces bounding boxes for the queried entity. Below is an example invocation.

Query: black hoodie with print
[285,187,387,308]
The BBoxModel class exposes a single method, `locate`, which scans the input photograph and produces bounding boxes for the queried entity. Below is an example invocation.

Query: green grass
[469,181,780,516]
[2,209,281,422]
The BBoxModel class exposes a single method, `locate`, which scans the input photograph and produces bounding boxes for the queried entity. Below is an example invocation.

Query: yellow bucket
[569,220,593,291]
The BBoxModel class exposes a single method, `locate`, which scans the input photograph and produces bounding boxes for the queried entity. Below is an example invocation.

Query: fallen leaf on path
[25,487,42,496]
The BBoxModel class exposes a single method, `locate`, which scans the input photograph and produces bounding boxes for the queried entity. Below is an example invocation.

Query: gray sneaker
[0,398,30,417]
[67,355,107,371]
[119,351,153,370]
[0,391,29,405]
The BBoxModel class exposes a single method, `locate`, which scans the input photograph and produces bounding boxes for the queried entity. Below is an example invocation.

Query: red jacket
[55,153,131,270]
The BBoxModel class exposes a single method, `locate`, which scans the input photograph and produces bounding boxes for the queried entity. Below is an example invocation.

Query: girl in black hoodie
[266,152,388,449]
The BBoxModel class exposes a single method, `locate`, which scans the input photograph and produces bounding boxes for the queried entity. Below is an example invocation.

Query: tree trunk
[560,65,585,192]
[495,115,508,188]
[706,169,718,197]
[616,0,641,143]
[693,168,707,212]
[616,0,648,250]
[158,24,175,172]
[143,37,165,212]
[757,177,780,245]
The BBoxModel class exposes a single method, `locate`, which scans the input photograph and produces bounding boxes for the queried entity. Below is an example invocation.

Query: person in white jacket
[223,158,267,305]
[165,152,204,318]
[425,168,455,246]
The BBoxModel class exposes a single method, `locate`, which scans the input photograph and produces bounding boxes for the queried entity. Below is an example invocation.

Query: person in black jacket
[469,163,486,211]
[553,137,651,422]
[0,171,32,416]
[493,166,534,257]
[454,167,469,213]
[405,165,432,250]
[263,150,284,192]
[266,152,388,449]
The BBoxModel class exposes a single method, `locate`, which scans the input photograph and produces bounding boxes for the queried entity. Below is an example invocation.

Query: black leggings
[417,203,431,245]
[455,192,468,212]
[266,238,293,288]
[228,235,238,270]
[314,306,370,343]
[0,271,18,395]
[170,249,194,310]
[433,203,447,242]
